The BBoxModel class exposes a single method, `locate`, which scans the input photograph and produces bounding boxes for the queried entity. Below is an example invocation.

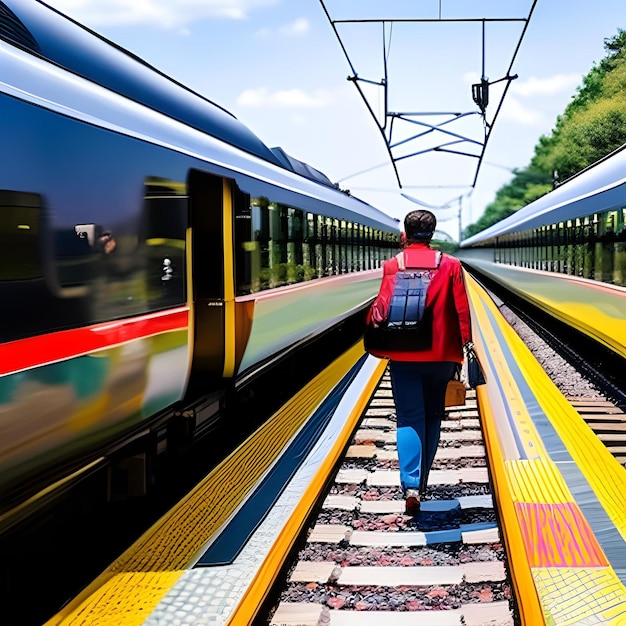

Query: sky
[40,0,625,241]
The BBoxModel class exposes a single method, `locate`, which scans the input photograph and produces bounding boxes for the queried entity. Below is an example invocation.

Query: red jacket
[366,243,472,362]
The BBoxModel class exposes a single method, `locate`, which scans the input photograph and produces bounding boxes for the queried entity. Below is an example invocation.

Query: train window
[47,176,186,310]
[321,217,331,276]
[346,222,354,271]
[370,228,377,269]
[248,196,270,291]
[287,207,304,278]
[267,202,286,286]
[360,224,367,270]
[616,209,626,238]
[360,226,369,270]
[234,186,255,294]
[141,177,187,308]
[365,226,372,269]
[334,218,341,273]
[54,225,97,290]
[234,189,397,294]
[0,190,42,281]
[339,220,348,273]
[326,217,338,276]
[356,223,364,271]
[602,211,616,236]
[316,214,325,277]
[239,198,316,293]
[488,205,626,286]
[303,213,318,281]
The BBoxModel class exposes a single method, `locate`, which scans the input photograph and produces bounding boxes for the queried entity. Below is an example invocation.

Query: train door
[186,169,236,395]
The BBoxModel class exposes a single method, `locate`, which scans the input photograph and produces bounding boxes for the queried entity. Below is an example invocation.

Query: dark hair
[404,210,436,243]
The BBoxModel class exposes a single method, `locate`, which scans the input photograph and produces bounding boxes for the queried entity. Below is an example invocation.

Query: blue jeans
[390,361,457,494]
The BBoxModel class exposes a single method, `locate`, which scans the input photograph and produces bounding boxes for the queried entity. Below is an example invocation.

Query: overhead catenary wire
[317,1,539,205]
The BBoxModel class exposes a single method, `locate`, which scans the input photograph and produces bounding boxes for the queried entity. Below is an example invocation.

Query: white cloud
[462,71,480,85]
[500,95,544,126]
[236,87,333,108]
[255,17,310,38]
[512,74,582,97]
[279,17,310,36]
[46,0,278,30]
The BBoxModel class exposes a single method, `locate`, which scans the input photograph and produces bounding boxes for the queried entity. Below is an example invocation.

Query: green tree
[551,98,626,181]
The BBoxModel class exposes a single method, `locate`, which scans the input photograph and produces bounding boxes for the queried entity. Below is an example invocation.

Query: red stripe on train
[0,307,189,376]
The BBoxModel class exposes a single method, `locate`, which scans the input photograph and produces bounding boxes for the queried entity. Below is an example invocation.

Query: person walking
[366,209,472,515]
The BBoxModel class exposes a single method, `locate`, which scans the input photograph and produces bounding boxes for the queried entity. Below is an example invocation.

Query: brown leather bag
[445,364,466,407]
[445,379,466,407]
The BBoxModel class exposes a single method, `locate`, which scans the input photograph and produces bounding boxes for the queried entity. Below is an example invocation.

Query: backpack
[364,249,442,354]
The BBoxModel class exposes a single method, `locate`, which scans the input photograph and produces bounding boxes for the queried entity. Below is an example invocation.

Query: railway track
[494,293,626,469]
[263,278,626,625]
[569,399,626,465]
[468,270,626,469]
[263,370,518,625]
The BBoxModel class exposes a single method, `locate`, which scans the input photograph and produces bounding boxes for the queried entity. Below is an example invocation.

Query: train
[0,0,400,521]
[459,144,626,286]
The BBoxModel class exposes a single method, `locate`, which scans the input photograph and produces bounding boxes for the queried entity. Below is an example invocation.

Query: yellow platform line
[228,352,388,625]
[475,385,545,625]
[468,273,626,536]
[532,567,626,625]
[480,276,626,539]
[506,458,571,504]
[467,274,626,624]
[528,367,626,541]
[45,342,368,626]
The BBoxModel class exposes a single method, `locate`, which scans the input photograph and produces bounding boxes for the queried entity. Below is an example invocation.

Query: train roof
[461,144,626,246]
[1,15,399,233]
[0,0,340,191]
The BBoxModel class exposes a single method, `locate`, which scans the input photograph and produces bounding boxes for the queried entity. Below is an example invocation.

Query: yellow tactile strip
[506,458,571,504]
[471,272,626,541]
[466,274,626,624]
[229,354,388,624]
[532,567,626,624]
[45,343,367,626]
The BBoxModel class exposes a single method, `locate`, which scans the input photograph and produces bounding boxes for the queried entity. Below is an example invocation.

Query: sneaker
[404,488,420,515]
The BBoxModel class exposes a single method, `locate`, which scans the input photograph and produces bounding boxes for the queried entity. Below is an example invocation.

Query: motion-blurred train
[460,145,626,286]
[0,0,399,520]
